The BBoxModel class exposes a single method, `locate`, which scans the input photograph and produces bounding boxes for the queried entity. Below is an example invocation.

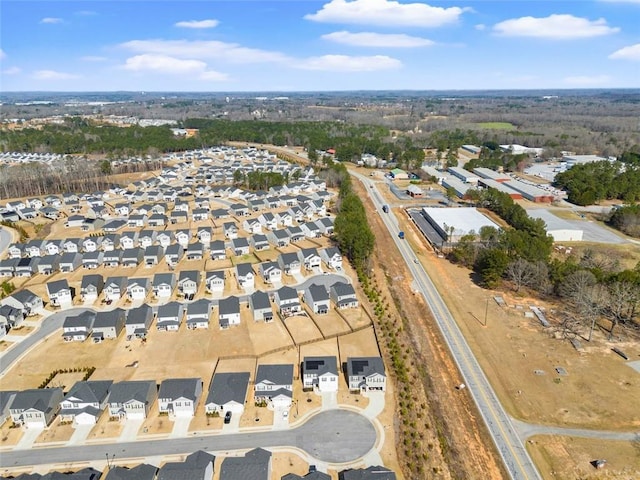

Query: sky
[1,0,639,91]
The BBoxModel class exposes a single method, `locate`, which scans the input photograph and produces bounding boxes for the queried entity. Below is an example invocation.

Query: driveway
[0,409,378,469]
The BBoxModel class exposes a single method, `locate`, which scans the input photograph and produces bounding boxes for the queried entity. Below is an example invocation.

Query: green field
[476,122,516,130]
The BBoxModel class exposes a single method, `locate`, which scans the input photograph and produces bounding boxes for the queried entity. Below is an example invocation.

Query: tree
[604,277,640,338]
[100,160,112,174]
[558,270,603,341]
[505,258,536,292]
[475,248,509,287]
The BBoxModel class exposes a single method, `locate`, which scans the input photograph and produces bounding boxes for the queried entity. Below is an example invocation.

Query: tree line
[450,187,639,339]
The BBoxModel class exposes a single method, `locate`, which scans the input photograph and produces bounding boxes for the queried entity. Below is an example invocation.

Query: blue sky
[1,0,639,91]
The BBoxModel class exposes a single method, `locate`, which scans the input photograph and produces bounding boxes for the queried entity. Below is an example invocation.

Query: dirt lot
[527,435,640,479]
[35,418,74,444]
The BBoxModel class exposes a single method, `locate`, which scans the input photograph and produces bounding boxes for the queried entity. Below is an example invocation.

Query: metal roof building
[421,207,501,242]
[526,209,583,242]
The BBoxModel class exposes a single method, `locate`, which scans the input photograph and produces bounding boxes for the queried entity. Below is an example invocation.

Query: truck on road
[382,204,389,213]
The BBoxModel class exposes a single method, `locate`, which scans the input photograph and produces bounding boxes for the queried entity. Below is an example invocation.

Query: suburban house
[82,251,104,270]
[209,240,227,260]
[204,372,250,414]
[127,214,147,228]
[186,242,204,260]
[125,304,153,338]
[37,255,60,275]
[274,286,302,317]
[10,388,64,428]
[218,295,240,329]
[165,243,183,267]
[306,280,331,310]
[235,263,255,290]
[301,221,321,239]
[250,233,270,251]
[299,248,322,271]
[282,471,331,480]
[0,305,22,330]
[205,270,225,295]
[287,226,306,243]
[148,213,167,227]
[121,247,143,268]
[157,450,215,480]
[59,252,83,273]
[138,230,157,249]
[62,238,82,253]
[156,301,184,331]
[258,212,277,230]
[14,257,40,277]
[302,356,339,392]
[231,237,250,256]
[249,290,273,323]
[157,378,203,417]
[196,227,212,244]
[268,229,290,248]
[104,276,127,303]
[126,278,151,301]
[59,380,113,425]
[186,299,212,329]
[119,232,139,250]
[254,364,294,408]
[44,240,63,256]
[108,380,157,420]
[223,222,238,239]
[92,309,126,342]
[0,288,44,316]
[315,217,334,236]
[230,203,250,217]
[103,219,127,233]
[171,210,189,224]
[259,262,282,284]
[219,447,271,480]
[156,231,173,248]
[347,357,387,393]
[46,279,73,307]
[278,253,301,276]
[101,235,120,252]
[0,258,18,277]
[153,272,175,299]
[275,211,293,227]
[82,237,102,253]
[321,247,342,270]
[175,229,191,249]
[330,282,358,309]
[103,249,123,268]
[0,391,17,426]
[143,245,164,267]
[105,464,158,480]
[62,311,96,342]
[192,208,209,221]
[178,270,200,300]
[242,218,262,234]
[211,208,230,219]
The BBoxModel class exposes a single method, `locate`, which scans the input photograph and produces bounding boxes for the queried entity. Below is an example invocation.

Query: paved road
[511,418,640,442]
[0,409,376,469]
[353,171,542,480]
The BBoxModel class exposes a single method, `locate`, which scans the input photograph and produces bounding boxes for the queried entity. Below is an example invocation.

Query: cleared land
[476,122,516,130]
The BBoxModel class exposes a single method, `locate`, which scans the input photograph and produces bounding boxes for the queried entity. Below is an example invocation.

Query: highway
[354,172,541,480]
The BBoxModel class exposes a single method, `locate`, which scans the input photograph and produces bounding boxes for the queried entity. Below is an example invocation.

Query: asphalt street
[0,409,376,469]
[354,172,542,480]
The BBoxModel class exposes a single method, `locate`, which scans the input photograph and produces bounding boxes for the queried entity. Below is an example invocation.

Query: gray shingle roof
[250,290,271,311]
[347,357,385,378]
[220,447,271,480]
[104,464,158,480]
[157,450,215,480]
[158,378,202,402]
[109,381,156,404]
[219,296,240,315]
[205,372,250,407]
[341,466,396,480]
[304,356,338,376]
[64,380,112,404]
[255,364,293,386]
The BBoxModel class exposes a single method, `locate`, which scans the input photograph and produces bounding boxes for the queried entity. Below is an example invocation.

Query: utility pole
[484,297,489,326]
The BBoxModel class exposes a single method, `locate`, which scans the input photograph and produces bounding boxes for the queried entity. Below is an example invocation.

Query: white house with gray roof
[220,447,271,480]
[218,295,240,329]
[303,356,339,393]
[62,311,95,342]
[205,372,250,414]
[157,450,214,480]
[47,279,73,307]
[178,270,200,298]
[156,301,184,331]
[275,286,301,317]
[347,357,386,393]
[153,272,175,299]
[278,253,301,276]
[304,284,330,315]
[249,290,273,322]
[205,270,225,295]
[254,364,293,408]
[92,309,126,342]
[186,299,211,329]
[259,261,282,285]
[125,304,153,338]
[321,247,342,270]
[59,380,113,425]
[108,380,157,420]
[235,263,255,290]
[330,282,358,309]
[10,387,64,428]
[158,378,203,417]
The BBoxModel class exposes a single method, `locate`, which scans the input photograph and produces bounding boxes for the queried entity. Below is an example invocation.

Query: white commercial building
[526,209,583,242]
[422,207,501,242]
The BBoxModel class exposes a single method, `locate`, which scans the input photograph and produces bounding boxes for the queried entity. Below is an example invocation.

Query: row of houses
[1,356,385,430]
[54,280,357,341]
[1,453,395,480]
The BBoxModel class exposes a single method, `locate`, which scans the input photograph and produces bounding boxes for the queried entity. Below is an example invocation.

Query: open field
[308,310,351,338]
[338,327,381,360]
[476,121,516,130]
[35,418,74,444]
[284,315,323,344]
[526,436,640,479]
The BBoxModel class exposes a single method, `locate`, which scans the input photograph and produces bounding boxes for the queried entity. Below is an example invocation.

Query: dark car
[224,411,232,424]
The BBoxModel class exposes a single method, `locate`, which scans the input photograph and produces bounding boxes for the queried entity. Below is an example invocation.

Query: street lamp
[105,453,115,470]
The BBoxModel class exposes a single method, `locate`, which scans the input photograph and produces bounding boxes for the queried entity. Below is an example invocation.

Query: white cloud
[175,19,219,29]
[305,0,467,28]
[563,74,611,86]
[40,17,63,24]
[609,43,640,61]
[123,54,208,74]
[0,48,6,60]
[80,56,108,62]
[475,24,486,31]
[298,54,401,71]
[2,66,21,75]
[32,70,79,80]
[322,31,434,47]
[120,39,290,64]
[121,54,228,81]
[493,14,619,39]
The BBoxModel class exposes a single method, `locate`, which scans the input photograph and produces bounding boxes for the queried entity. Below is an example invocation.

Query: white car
[282,410,289,418]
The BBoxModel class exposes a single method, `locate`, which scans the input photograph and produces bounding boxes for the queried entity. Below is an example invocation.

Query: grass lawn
[476,122,516,130]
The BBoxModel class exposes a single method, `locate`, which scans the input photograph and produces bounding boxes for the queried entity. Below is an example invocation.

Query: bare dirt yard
[527,435,640,479]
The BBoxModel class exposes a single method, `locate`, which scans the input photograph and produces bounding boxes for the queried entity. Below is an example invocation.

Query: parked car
[224,411,232,424]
